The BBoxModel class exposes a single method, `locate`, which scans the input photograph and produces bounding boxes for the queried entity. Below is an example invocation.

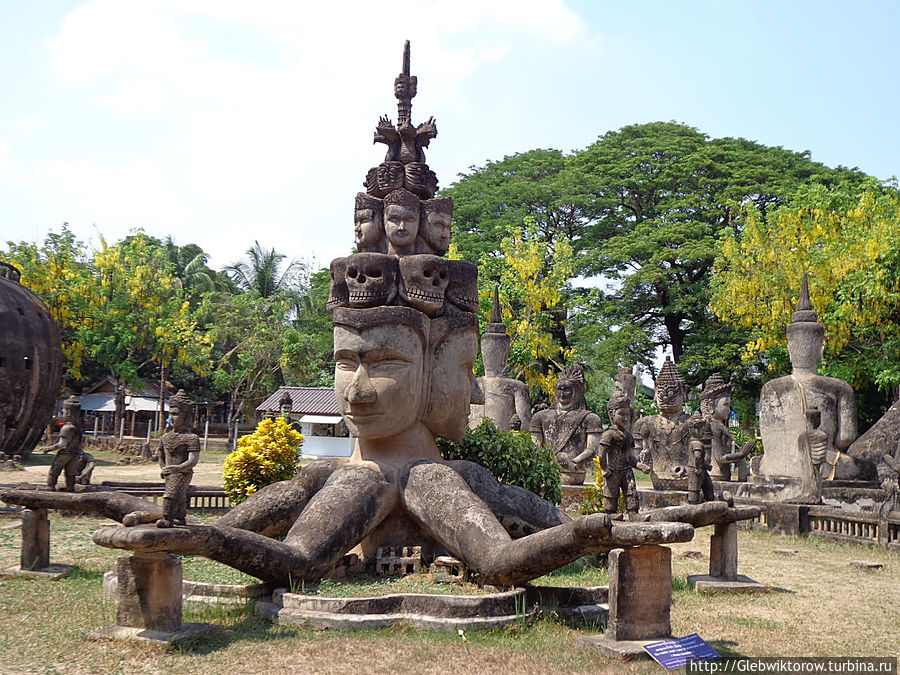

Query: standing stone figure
[686,412,715,504]
[633,357,692,490]
[41,395,83,492]
[699,374,755,481]
[881,440,900,516]
[156,390,199,528]
[530,365,602,485]
[756,274,869,502]
[470,287,531,431]
[574,391,639,515]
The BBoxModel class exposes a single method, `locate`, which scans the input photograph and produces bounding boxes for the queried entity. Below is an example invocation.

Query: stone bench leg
[709,521,738,580]
[115,552,183,633]
[21,508,50,571]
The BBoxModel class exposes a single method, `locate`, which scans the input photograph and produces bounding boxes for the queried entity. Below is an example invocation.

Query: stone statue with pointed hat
[633,356,695,490]
[699,373,755,481]
[755,274,870,503]
[469,286,532,431]
[156,389,200,527]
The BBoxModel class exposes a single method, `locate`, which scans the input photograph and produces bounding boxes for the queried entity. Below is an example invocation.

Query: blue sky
[1,1,898,272]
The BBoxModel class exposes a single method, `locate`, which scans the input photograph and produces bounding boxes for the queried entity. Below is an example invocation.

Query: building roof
[77,393,165,412]
[83,376,176,399]
[256,387,341,416]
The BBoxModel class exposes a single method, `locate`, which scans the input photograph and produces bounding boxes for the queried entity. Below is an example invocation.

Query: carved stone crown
[655,357,686,396]
[607,390,633,417]
[558,364,586,389]
[168,389,194,416]
[699,373,731,401]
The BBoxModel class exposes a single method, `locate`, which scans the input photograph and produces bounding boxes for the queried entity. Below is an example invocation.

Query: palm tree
[225,241,304,299]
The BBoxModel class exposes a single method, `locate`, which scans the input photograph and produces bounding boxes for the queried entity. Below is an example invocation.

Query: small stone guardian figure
[574,391,639,515]
[699,373,755,481]
[156,390,199,528]
[686,412,714,504]
[529,365,602,485]
[41,395,84,491]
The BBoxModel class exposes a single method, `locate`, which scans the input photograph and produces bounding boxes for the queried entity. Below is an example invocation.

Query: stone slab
[687,574,768,593]
[0,563,73,580]
[576,634,666,661]
[86,622,214,646]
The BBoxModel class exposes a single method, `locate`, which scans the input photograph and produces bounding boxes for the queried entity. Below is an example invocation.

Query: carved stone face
[345,253,398,308]
[714,395,731,423]
[786,322,825,372]
[334,323,424,439]
[445,260,478,313]
[385,204,419,252]
[655,384,685,415]
[327,257,348,311]
[354,208,384,251]
[400,255,448,316]
[555,382,577,410]
[376,162,405,195]
[170,409,187,431]
[422,209,451,255]
[426,326,479,442]
[612,407,633,432]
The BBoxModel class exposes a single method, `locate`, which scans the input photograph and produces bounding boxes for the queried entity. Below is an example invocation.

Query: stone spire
[485,285,506,334]
[792,273,818,323]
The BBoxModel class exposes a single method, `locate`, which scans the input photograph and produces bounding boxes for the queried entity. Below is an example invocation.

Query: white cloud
[0,140,10,173]
[9,117,47,132]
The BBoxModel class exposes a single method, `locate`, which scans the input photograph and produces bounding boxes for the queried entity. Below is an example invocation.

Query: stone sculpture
[633,357,692,490]
[156,390,199,528]
[278,391,293,417]
[756,274,873,502]
[354,192,387,253]
[41,395,83,491]
[686,412,714,504]
[614,367,636,402]
[699,373,754,481]
[574,391,639,515]
[530,365,603,485]
[469,287,532,431]
[74,451,95,486]
[1,42,699,590]
[0,261,63,459]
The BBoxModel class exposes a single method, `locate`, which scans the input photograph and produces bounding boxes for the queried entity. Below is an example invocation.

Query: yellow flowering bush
[223,417,304,504]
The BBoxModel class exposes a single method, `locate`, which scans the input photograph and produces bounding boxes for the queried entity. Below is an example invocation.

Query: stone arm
[511,381,532,429]
[571,430,603,467]
[39,425,74,453]
[722,438,757,463]
[835,383,858,451]
[167,448,200,474]
[77,454,95,480]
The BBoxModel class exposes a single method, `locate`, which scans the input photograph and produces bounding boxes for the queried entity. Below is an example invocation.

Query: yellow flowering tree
[711,184,900,410]
[223,417,304,504]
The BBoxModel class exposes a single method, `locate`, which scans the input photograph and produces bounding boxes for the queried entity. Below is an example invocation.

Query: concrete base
[86,622,214,646]
[0,563,73,580]
[576,634,666,661]
[687,574,768,593]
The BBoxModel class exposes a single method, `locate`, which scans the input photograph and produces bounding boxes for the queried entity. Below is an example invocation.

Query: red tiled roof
[256,387,340,415]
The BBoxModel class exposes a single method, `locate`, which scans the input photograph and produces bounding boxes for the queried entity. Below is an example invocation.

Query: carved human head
[445,260,479,313]
[62,395,81,424]
[333,307,429,439]
[425,313,481,442]
[699,373,732,422]
[555,365,586,411]
[607,390,633,430]
[345,253,398,308]
[354,193,385,252]
[404,163,438,200]
[654,357,686,414]
[420,197,453,255]
[383,188,420,254]
[168,389,194,429]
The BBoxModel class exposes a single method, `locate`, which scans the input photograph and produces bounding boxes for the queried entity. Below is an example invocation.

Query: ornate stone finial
[62,395,81,419]
[656,356,686,391]
[792,273,818,323]
[168,389,193,416]
[395,40,417,127]
[699,373,732,402]
[490,286,501,323]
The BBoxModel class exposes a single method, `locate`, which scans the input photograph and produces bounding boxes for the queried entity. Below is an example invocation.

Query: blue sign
[644,634,720,670]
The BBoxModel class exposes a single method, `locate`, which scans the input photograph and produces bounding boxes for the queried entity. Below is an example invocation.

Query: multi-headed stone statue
[156,390,199,528]
[41,395,84,492]
[756,274,872,502]
[530,365,602,485]
[699,373,755,481]
[633,357,693,490]
[2,42,699,589]
[469,287,531,431]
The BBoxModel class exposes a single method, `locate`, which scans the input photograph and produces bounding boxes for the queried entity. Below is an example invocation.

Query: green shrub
[437,418,562,504]
[223,417,304,504]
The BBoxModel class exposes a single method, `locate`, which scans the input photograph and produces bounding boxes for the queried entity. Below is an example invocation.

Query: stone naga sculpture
[1,41,696,589]
[756,274,872,502]
[40,395,84,492]
[470,287,532,431]
[699,373,755,481]
[529,365,603,485]
[633,357,693,490]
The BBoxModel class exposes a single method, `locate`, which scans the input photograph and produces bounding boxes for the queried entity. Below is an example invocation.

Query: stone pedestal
[577,545,673,660]
[89,551,212,645]
[688,521,766,593]
[1,508,71,579]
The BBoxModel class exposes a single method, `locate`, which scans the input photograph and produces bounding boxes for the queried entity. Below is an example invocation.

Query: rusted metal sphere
[0,262,63,458]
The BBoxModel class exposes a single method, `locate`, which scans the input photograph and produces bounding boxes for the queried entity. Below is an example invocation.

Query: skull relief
[399,255,449,316]
[345,253,398,308]
[326,257,348,312]
[445,260,479,313]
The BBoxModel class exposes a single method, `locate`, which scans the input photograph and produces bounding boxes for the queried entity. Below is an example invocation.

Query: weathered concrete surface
[687,574,768,593]
[115,553,183,633]
[606,545,672,642]
[20,507,49,570]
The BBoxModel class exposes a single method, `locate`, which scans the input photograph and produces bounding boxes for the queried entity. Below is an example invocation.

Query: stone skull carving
[445,260,478,313]
[345,253,398,308]
[399,254,448,316]
[326,257,348,312]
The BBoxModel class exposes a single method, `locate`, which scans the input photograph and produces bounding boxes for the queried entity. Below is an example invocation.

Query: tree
[711,183,900,425]
[225,241,306,300]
